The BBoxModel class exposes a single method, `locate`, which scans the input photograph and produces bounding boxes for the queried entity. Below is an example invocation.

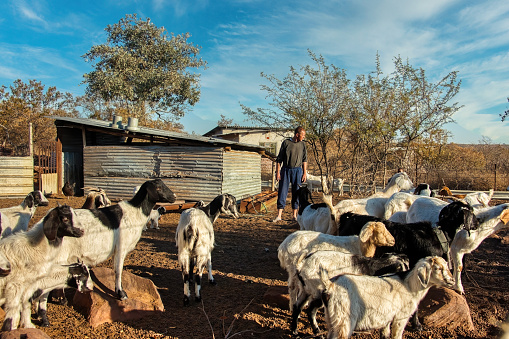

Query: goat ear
[500,209,509,225]
[417,261,432,288]
[43,209,60,241]
[26,194,34,208]
[359,223,374,242]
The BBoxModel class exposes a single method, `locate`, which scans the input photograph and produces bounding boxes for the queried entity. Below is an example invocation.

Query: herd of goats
[0,171,507,339]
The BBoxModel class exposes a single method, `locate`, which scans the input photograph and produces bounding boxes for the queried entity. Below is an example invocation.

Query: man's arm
[301,162,307,182]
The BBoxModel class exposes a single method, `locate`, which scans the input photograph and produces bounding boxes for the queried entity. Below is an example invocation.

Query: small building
[51,117,269,202]
[204,126,292,185]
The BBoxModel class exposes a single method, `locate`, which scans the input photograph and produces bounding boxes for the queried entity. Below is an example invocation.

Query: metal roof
[203,125,292,137]
[50,116,268,154]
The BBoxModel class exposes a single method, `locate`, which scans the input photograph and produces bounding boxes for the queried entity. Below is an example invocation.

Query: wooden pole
[494,164,497,191]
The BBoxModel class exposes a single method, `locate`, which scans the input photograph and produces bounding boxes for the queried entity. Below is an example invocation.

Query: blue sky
[1,0,508,144]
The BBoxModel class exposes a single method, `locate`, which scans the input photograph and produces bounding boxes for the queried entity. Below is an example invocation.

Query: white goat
[383,184,434,220]
[306,172,344,195]
[319,256,454,339]
[406,190,494,225]
[278,221,395,312]
[175,194,240,305]
[0,190,49,237]
[291,251,409,335]
[0,205,84,331]
[450,203,509,294]
[325,172,414,222]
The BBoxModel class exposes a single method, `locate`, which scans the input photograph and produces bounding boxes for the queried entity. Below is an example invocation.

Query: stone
[0,328,51,339]
[72,267,164,327]
[263,286,290,309]
[419,286,475,331]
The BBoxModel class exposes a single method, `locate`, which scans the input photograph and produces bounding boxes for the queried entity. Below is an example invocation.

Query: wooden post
[271,160,276,191]
[29,122,33,157]
[57,138,63,194]
[494,164,497,191]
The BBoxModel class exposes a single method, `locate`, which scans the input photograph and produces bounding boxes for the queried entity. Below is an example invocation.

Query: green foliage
[82,14,207,122]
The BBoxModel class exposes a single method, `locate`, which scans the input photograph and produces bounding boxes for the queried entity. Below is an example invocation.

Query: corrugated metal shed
[0,157,33,198]
[51,117,267,202]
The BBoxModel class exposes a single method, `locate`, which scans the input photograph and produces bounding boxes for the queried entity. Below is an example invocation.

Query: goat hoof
[117,290,128,300]
[183,296,190,306]
[40,320,50,327]
[195,296,202,302]
[209,279,216,285]
[407,323,423,332]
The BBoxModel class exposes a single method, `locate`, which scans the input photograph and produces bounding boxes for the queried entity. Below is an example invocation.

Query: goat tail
[318,265,332,291]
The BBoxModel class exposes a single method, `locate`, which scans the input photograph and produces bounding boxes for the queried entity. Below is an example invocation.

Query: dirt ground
[0,192,508,339]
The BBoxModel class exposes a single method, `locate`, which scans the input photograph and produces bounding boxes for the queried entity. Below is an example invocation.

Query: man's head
[294,126,306,141]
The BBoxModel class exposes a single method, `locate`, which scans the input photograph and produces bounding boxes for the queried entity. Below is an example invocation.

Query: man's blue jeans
[277,166,302,210]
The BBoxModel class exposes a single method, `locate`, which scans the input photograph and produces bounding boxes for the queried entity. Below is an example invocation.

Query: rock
[72,267,164,327]
[419,286,475,331]
[0,328,51,339]
[263,286,289,309]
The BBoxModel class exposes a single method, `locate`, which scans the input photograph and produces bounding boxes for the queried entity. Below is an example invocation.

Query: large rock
[72,267,164,327]
[419,286,475,331]
[0,328,51,339]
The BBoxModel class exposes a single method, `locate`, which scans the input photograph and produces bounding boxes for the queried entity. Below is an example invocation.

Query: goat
[175,194,239,305]
[450,203,509,294]
[0,190,49,237]
[81,187,112,209]
[33,179,177,327]
[306,172,344,195]
[383,184,434,220]
[19,260,93,329]
[143,206,166,231]
[324,171,414,221]
[296,187,337,235]
[278,222,395,313]
[0,205,84,331]
[320,256,454,339]
[290,251,409,335]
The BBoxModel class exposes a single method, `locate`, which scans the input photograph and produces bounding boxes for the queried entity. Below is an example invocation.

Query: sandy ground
[0,193,507,339]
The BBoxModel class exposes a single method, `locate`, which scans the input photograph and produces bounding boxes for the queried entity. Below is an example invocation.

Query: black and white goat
[33,179,176,328]
[0,205,84,331]
[175,193,240,305]
[0,190,49,237]
[290,250,409,335]
[450,203,509,294]
[319,256,454,339]
[143,206,166,231]
[20,260,93,328]
[296,187,338,235]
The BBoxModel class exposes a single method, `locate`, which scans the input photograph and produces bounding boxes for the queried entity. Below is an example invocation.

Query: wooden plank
[155,201,201,213]
[240,191,278,214]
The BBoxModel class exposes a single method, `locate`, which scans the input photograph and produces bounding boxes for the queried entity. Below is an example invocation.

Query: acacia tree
[0,79,78,155]
[392,56,461,159]
[241,51,350,193]
[82,14,206,124]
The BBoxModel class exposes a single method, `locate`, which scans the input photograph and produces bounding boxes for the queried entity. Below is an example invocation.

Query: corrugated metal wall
[0,157,33,198]
[222,150,261,200]
[83,145,225,201]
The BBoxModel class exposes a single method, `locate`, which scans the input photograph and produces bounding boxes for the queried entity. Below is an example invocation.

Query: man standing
[273,126,307,222]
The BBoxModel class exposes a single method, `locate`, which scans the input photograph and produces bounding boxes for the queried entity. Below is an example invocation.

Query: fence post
[494,164,497,191]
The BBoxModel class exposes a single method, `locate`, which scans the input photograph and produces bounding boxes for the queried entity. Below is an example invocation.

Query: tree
[82,14,207,124]
[241,51,350,193]
[0,79,79,155]
[501,97,509,122]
